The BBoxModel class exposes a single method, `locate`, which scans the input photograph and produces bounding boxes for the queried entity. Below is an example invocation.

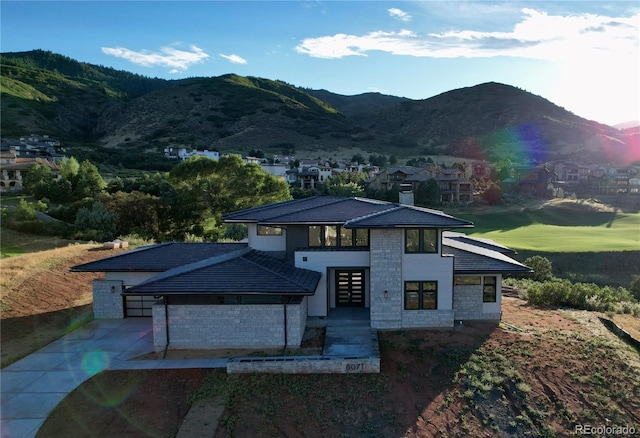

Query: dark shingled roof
[345,205,473,229]
[224,196,473,228]
[124,249,321,296]
[443,231,516,254]
[224,196,391,224]
[442,239,531,274]
[70,243,248,272]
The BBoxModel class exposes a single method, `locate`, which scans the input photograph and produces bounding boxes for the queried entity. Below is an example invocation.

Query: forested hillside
[2,50,638,165]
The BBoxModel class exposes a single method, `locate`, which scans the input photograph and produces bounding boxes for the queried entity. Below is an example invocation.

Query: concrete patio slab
[322,326,375,357]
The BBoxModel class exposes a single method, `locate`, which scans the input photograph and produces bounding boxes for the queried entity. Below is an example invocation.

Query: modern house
[72,196,530,351]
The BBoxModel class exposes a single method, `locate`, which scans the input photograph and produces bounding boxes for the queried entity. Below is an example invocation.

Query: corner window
[404,281,438,310]
[405,229,438,253]
[257,225,282,236]
[309,225,322,247]
[483,276,497,302]
[355,228,369,247]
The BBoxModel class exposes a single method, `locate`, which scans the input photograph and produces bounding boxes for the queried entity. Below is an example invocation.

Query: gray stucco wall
[152,301,306,351]
[92,280,124,319]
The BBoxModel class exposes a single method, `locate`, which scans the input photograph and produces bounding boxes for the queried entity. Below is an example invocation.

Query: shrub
[524,256,553,282]
[13,199,37,221]
[513,277,635,314]
[630,276,640,301]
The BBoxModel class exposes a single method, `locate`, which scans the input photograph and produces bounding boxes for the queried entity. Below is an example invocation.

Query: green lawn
[457,207,640,252]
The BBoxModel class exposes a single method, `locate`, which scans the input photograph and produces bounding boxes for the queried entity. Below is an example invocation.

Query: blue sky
[1,1,638,126]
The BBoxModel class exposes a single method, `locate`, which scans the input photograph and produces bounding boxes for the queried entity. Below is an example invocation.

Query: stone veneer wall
[402,309,454,328]
[227,329,381,374]
[287,297,307,347]
[453,285,484,320]
[369,229,403,329]
[152,301,306,351]
[454,285,500,321]
[92,280,124,319]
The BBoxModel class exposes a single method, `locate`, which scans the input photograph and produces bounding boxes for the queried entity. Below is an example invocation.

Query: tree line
[15,155,290,242]
[13,154,490,242]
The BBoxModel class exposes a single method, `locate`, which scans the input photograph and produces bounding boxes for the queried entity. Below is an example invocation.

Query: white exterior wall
[401,249,455,328]
[484,275,502,319]
[106,271,158,287]
[295,251,370,317]
[370,229,457,329]
[247,223,287,252]
[402,253,455,310]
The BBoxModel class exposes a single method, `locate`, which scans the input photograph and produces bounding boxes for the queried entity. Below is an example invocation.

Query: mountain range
[1,50,638,165]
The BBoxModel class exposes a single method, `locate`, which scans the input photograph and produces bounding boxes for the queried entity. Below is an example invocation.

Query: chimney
[398,183,414,206]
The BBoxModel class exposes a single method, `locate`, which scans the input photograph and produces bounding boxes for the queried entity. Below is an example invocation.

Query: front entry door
[336,269,365,307]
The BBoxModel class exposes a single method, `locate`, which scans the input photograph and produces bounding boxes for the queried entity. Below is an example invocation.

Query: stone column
[369,229,403,329]
[92,280,124,319]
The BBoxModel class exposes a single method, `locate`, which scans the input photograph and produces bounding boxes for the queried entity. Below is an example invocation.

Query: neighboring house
[72,196,530,351]
[289,164,334,189]
[163,147,220,161]
[369,165,474,203]
[260,163,289,178]
[516,166,557,198]
[0,155,61,192]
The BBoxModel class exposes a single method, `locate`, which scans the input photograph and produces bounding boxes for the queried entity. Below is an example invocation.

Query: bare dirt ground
[2,245,639,437]
[0,244,127,367]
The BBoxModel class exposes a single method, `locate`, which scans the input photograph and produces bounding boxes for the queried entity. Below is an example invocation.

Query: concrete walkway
[0,318,227,438]
[322,326,375,357]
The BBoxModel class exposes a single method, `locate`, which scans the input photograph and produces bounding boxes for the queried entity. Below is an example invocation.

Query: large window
[405,281,438,310]
[308,225,369,248]
[405,229,438,253]
[483,277,497,302]
[257,225,282,236]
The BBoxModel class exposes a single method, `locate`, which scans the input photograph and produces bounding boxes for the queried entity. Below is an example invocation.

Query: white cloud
[295,9,639,61]
[388,8,411,22]
[101,44,209,72]
[219,53,248,65]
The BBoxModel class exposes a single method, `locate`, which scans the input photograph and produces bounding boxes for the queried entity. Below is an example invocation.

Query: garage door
[125,295,154,317]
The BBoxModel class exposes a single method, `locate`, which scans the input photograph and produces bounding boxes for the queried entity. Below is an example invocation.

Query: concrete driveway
[0,318,226,438]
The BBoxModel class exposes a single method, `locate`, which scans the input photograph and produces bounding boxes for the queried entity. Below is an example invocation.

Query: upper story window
[405,229,438,254]
[308,225,369,248]
[257,225,282,236]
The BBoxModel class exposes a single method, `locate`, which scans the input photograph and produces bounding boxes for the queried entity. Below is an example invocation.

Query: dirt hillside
[0,244,127,367]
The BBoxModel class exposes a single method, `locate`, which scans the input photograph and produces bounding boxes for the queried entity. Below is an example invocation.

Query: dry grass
[1,243,101,303]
